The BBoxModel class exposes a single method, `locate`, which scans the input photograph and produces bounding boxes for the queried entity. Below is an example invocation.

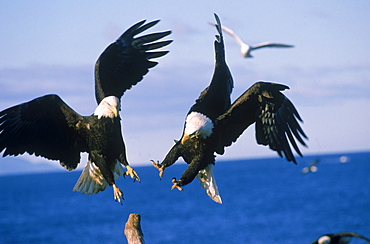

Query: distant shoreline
[1,150,369,177]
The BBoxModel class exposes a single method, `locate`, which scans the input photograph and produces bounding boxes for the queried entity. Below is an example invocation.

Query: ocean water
[0,151,369,244]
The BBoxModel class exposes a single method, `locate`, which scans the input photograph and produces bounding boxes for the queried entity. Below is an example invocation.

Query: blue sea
[0,151,369,244]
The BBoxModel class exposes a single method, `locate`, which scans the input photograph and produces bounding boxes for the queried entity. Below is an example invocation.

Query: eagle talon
[113,184,124,204]
[171,178,183,191]
[151,160,165,179]
[125,165,140,182]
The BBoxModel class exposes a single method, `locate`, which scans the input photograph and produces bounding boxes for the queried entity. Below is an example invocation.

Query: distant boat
[302,159,320,174]
[339,156,348,163]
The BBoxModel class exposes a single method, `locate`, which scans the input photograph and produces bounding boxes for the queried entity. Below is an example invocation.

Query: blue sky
[0,0,369,173]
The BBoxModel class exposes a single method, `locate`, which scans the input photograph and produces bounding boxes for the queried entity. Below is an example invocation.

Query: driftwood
[124,213,145,244]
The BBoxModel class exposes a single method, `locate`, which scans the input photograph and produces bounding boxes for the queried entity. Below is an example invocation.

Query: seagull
[209,23,294,58]
[311,232,370,244]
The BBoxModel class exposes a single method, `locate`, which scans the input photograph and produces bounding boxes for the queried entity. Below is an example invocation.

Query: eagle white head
[181,111,214,144]
[94,96,120,119]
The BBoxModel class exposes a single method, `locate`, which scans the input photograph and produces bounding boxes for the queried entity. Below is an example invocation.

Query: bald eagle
[0,19,172,204]
[153,14,307,203]
[311,232,370,244]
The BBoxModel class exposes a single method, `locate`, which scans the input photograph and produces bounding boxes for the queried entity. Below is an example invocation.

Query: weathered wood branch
[124,213,145,244]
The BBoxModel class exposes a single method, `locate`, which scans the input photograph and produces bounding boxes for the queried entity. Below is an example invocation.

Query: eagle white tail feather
[73,160,125,195]
[196,164,222,203]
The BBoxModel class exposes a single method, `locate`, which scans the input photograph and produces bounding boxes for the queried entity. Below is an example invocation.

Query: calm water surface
[0,151,369,243]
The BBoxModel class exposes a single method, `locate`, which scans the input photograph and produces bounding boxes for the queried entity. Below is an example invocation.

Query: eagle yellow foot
[113,184,124,204]
[151,160,165,179]
[171,178,183,191]
[125,165,140,182]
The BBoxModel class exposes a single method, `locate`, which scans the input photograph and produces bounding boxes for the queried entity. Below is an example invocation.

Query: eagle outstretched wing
[95,19,172,104]
[190,13,233,120]
[213,81,307,163]
[0,94,88,170]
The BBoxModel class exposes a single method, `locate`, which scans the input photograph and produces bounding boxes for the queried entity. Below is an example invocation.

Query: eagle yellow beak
[181,134,189,144]
[112,106,119,117]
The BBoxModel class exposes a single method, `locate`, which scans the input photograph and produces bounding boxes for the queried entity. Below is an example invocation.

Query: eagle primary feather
[95,19,172,104]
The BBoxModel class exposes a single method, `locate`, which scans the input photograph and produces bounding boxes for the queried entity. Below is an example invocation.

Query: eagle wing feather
[0,94,88,170]
[214,82,307,163]
[94,20,172,104]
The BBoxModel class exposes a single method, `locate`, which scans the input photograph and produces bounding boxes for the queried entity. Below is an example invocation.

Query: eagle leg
[113,184,124,204]
[125,165,140,182]
[151,160,165,179]
[171,178,183,191]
